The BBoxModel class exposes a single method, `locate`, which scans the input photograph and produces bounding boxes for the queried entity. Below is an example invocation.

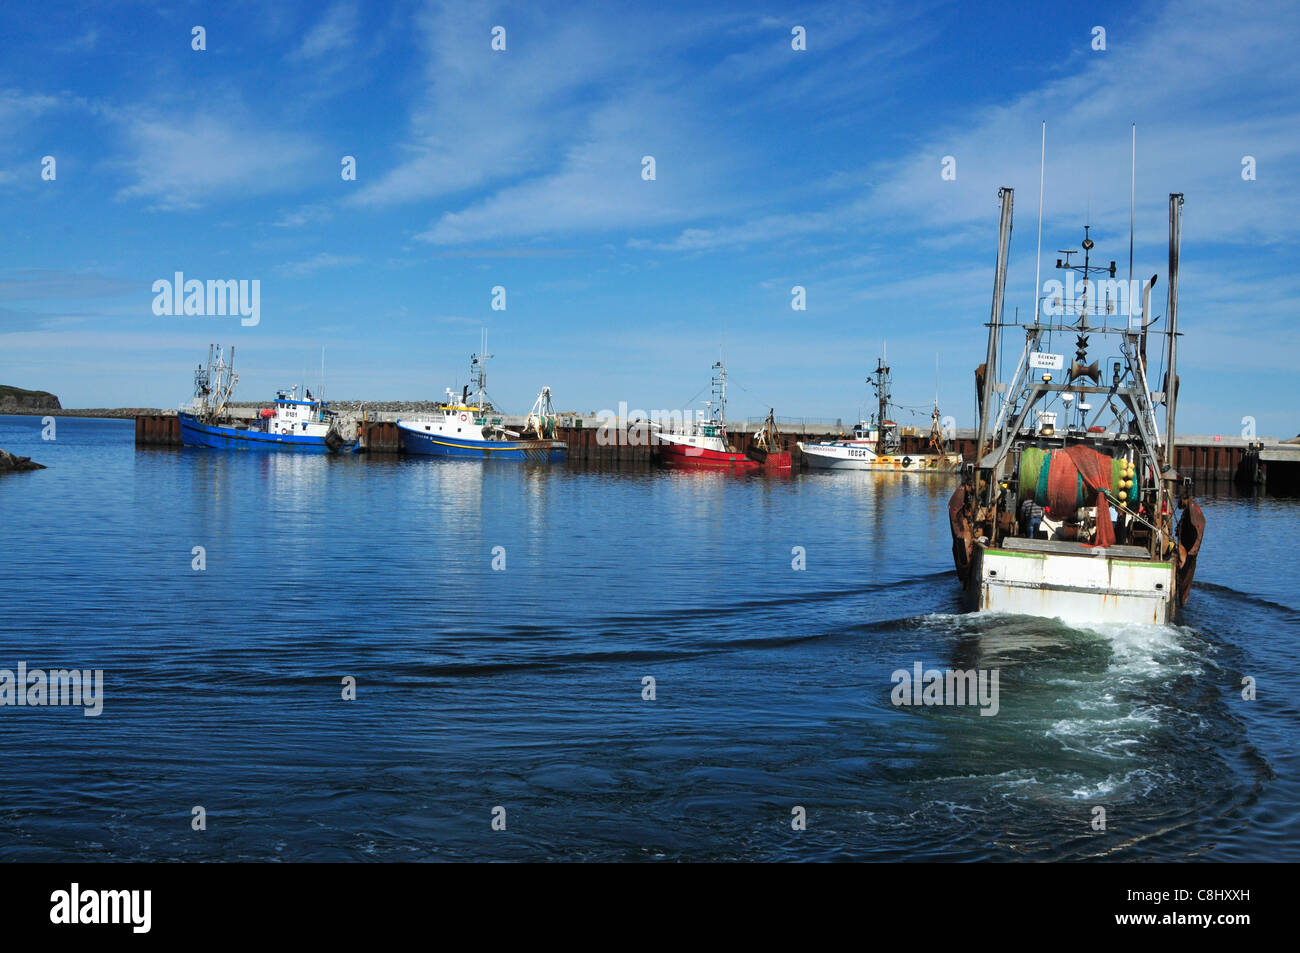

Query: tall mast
[1033,123,1045,328]
[1128,125,1136,333]
[976,187,1014,461]
[1164,193,1184,469]
[878,357,888,453]
[711,357,727,425]
[471,328,493,408]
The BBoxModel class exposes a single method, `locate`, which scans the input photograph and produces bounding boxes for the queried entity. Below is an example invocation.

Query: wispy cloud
[858,0,1300,246]
[288,1,358,62]
[0,269,136,301]
[0,88,61,124]
[417,93,730,244]
[275,252,361,276]
[110,107,320,211]
[272,204,334,228]
[350,1,740,215]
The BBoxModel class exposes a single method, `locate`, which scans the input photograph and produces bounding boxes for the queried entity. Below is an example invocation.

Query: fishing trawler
[798,356,961,472]
[948,185,1205,625]
[395,344,567,463]
[650,361,791,471]
[178,345,353,453]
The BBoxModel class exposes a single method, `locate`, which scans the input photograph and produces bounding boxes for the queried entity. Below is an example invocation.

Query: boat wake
[859,609,1270,859]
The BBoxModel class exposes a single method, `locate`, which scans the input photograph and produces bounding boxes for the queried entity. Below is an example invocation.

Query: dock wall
[131,411,1295,486]
[135,414,181,447]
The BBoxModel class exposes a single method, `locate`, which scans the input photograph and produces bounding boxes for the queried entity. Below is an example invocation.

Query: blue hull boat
[396,338,567,464]
[179,413,344,453]
[178,346,354,454]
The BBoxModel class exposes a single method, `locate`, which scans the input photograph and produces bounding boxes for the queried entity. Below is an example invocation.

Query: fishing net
[1092,490,1116,547]
[1018,446,1123,513]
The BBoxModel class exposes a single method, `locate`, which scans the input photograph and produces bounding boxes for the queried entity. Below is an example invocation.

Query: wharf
[132,411,1296,484]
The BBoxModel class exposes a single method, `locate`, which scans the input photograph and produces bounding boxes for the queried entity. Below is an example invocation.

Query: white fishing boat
[948,170,1205,625]
[799,356,961,472]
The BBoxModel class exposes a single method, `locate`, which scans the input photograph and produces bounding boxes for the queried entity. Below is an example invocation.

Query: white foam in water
[892,611,1212,815]
[1075,619,1194,665]
[1068,769,1160,800]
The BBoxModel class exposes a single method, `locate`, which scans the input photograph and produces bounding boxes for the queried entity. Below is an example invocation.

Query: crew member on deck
[1020,497,1044,540]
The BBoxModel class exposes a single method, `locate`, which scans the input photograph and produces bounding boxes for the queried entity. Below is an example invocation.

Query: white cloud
[111,109,320,210]
[0,88,60,125]
[275,253,362,277]
[272,204,334,228]
[349,1,719,210]
[417,93,729,244]
[639,0,1300,260]
[288,2,359,62]
[858,1,1300,246]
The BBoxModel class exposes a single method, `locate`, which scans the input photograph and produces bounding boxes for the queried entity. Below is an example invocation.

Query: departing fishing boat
[798,356,961,472]
[395,343,566,463]
[948,185,1205,625]
[650,361,791,471]
[178,345,353,453]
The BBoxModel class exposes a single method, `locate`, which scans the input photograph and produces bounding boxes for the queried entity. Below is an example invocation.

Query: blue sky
[1,0,1297,436]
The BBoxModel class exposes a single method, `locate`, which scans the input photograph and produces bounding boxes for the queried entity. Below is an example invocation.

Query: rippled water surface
[1,415,1296,861]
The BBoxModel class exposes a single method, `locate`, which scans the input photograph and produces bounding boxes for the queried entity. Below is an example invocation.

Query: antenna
[1128,123,1135,329]
[1033,121,1045,327]
[471,327,494,408]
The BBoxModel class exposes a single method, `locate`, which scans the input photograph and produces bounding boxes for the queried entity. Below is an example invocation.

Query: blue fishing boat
[396,343,566,463]
[178,345,354,454]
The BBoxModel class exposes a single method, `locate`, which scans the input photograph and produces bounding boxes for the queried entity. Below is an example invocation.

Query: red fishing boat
[651,363,791,472]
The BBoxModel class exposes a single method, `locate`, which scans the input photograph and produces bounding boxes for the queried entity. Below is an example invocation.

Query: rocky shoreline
[0,449,45,472]
[0,407,162,419]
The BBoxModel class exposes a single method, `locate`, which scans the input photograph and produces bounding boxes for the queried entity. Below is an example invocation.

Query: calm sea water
[1,414,1296,861]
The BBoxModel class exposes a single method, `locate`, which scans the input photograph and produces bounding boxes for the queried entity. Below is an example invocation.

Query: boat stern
[971,539,1174,625]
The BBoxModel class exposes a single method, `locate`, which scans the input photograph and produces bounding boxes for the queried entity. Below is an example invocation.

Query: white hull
[799,440,960,472]
[969,540,1174,625]
[653,429,729,454]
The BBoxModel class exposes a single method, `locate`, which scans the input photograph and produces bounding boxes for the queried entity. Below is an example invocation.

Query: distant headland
[0,384,61,412]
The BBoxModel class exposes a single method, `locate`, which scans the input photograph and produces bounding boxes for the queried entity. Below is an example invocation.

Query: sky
[0,0,1297,436]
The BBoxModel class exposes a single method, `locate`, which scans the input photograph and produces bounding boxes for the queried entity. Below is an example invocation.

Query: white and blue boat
[396,346,566,463]
[178,345,354,454]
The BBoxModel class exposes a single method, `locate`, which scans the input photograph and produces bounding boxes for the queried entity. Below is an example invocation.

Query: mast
[870,355,891,454]
[471,329,493,409]
[1033,123,1045,329]
[976,187,1014,463]
[711,358,727,426]
[1164,193,1184,469]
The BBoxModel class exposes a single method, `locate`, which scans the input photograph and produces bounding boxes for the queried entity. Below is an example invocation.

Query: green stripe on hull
[984,548,1171,569]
